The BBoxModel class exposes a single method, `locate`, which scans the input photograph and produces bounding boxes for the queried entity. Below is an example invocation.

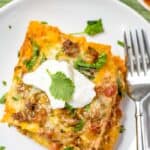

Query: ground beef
[62,39,80,57]
[12,112,27,122]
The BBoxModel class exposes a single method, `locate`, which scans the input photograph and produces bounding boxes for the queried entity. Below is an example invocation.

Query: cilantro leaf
[47,71,75,102]
[2,80,7,86]
[74,119,84,132]
[120,125,125,133]
[117,40,125,47]
[12,95,21,101]
[65,103,75,113]
[0,146,5,150]
[70,19,104,36]
[64,147,74,150]
[84,104,90,112]
[40,53,47,64]
[93,53,107,69]
[74,53,107,70]
[84,19,104,36]
[117,77,125,97]
[0,93,7,104]
[41,21,48,24]
[8,25,12,29]
[24,40,40,70]
[117,77,122,97]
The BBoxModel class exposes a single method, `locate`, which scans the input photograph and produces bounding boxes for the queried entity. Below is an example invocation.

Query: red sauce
[103,84,117,97]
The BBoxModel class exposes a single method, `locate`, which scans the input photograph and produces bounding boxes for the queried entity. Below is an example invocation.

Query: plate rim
[0,0,149,26]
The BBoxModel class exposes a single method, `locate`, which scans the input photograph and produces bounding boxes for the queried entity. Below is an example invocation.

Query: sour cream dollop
[23,60,96,109]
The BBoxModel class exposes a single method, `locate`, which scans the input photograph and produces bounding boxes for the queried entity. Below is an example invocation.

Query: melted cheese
[23,59,96,109]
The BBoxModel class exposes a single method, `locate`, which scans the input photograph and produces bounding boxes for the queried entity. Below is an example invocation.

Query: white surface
[0,0,150,149]
[23,60,95,109]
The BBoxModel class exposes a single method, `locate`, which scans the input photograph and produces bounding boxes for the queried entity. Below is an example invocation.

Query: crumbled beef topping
[13,112,27,122]
[13,107,47,125]
[25,102,37,111]
[62,39,80,57]
[85,47,99,63]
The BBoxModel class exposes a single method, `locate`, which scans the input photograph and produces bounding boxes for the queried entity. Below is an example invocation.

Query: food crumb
[8,25,12,29]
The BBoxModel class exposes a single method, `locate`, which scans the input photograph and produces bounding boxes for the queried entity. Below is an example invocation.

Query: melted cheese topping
[23,59,96,109]
[2,21,126,150]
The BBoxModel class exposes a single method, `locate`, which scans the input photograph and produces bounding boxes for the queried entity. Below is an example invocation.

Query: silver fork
[124,30,150,150]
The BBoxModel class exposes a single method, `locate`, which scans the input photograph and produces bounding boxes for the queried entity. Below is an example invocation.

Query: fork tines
[124,30,150,76]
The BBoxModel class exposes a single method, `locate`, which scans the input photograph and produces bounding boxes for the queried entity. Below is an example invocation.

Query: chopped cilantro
[117,40,125,47]
[64,147,74,150]
[120,125,125,133]
[40,53,47,64]
[65,103,75,113]
[117,77,125,97]
[117,77,122,96]
[47,70,75,102]
[70,19,104,36]
[2,80,7,86]
[0,93,7,104]
[24,40,40,70]
[8,25,12,29]
[77,69,95,79]
[74,53,107,70]
[94,53,107,69]
[84,104,90,112]
[12,95,20,101]
[84,19,104,36]
[0,146,5,150]
[41,21,48,24]
[74,119,84,132]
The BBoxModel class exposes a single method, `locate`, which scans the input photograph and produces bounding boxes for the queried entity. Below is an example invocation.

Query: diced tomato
[49,143,60,150]
[104,84,117,97]
[89,122,101,133]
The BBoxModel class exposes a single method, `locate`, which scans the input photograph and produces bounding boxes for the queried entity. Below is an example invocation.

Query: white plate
[0,0,150,150]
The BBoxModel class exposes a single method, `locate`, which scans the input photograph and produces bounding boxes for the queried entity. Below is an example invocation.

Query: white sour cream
[23,59,96,109]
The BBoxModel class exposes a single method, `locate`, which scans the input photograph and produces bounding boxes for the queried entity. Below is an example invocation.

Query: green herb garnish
[64,147,74,150]
[24,40,40,70]
[120,125,125,133]
[12,95,20,101]
[0,146,5,150]
[117,40,125,48]
[84,104,90,112]
[47,70,75,102]
[77,69,95,79]
[8,25,12,29]
[2,80,7,86]
[18,51,20,57]
[84,19,104,36]
[117,77,125,97]
[0,93,7,104]
[74,53,107,70]
[41,21,48,24]
[117,77,122,96]
[74,119,84,132]
[65,103,75,113]
[70,19,104,36]
[40,53,47,64]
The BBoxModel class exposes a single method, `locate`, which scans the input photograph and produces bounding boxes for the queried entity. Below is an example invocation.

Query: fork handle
[135,101,146,150]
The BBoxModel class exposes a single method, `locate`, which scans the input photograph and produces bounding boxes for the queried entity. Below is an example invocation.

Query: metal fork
[124,30,150,150]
